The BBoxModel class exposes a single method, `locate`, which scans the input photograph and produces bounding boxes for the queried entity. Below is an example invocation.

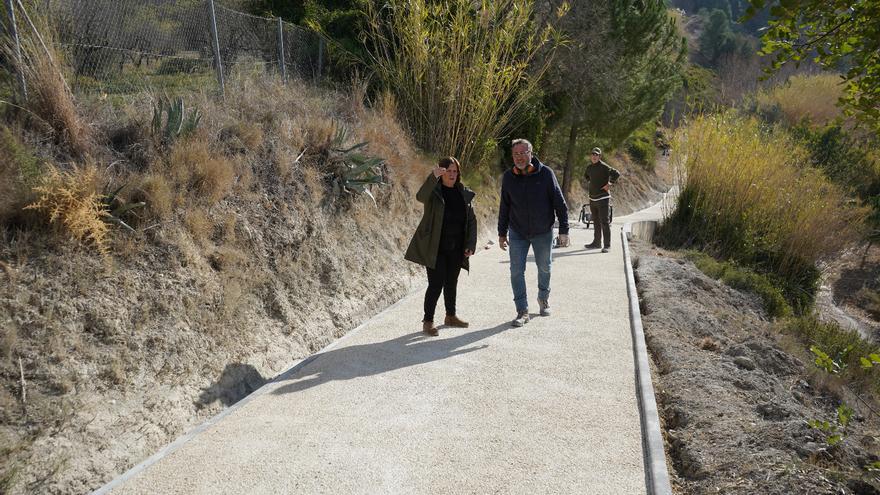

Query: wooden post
[4,0,27,100]
[207,0,225,96]
[276,17,286,82]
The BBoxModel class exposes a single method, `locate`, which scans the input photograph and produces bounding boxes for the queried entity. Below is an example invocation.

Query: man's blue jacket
[498,157,569,239]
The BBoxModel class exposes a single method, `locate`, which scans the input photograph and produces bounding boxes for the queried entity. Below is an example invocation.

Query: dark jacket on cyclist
[583,160,621,201]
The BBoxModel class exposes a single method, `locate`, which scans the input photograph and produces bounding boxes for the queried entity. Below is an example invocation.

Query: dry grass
[1,16,92,157]
[185,208,212,243]
[24,165,110,255]
[167,140,235,204]
[0,325,17,363]
[755,74,845,127]
[0,68,439,494]
[134,173,174,220]
[220,122,265,153]
[221,213,237,243]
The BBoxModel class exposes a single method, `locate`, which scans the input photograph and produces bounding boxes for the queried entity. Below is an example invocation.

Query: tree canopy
[540,0,686,199]
[745,0,880,133]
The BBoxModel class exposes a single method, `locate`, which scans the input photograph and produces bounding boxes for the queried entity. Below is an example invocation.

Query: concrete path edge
[621,221,673,495]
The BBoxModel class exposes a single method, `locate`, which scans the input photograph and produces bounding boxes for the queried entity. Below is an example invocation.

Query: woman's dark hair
[438,156,462,186]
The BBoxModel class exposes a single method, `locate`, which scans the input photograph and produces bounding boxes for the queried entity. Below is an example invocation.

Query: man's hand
[602,182,611,192]
[433,165,446,178]
[464,249,473,257]
[499,236,509,251]
[557,234,570,248]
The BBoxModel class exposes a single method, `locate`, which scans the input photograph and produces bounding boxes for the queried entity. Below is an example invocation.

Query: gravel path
[102,204,670,495]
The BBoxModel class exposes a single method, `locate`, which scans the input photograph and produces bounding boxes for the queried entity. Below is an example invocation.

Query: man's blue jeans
[508,228,553,313]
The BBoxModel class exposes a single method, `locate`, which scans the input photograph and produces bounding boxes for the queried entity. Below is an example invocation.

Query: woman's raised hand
[433,165,446,178]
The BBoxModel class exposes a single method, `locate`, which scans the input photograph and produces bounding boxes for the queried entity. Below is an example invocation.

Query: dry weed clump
[167,140,235,204]
[185,208,212,243]
[24,165,110,255]
[755,74,844,127]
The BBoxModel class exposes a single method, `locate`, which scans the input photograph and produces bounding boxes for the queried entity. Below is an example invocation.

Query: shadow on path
[271,322,512,395]
[197,363,268,409]
[498,249,607,264]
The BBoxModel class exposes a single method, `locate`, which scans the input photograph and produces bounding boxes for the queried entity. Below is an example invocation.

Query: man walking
[498,138,569,327]
[583,147,620,253]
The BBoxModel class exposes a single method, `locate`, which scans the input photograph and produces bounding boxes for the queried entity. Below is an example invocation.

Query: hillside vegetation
[0,61,470,490]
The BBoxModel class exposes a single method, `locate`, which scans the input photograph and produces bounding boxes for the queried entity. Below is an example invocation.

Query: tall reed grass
[1,11,92,158]
[659,113,867,311]
[363,0,563,168]
[753,74,844,127]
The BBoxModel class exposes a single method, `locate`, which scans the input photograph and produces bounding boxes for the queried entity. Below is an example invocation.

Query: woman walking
[405,157,478,336]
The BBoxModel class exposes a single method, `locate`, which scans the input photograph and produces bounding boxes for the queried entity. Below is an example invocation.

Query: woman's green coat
[404,174,478,271]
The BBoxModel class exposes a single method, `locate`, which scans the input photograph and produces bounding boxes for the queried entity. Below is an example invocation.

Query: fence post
[207,0,225,96]
[317,37,325,79]
[276,17,286,83]
[4,0,28,100]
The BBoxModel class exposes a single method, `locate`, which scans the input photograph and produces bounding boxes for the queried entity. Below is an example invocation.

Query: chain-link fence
[38,0,326,94]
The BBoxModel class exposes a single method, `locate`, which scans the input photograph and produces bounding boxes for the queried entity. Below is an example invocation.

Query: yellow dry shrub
[25,165,110,255]
[755,74,844,126]
[167,140,235,204]
[672,113,867,273]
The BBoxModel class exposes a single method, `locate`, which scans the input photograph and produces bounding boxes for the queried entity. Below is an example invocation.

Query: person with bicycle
[583,147,620,253]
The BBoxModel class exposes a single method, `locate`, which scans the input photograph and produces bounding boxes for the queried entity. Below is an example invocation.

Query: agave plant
[151,96,201,146]
[328,125,387,205]
[101,183,145,232]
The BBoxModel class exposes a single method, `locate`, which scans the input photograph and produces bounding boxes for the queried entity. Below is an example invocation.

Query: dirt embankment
[0,77,508,494]
[633,241,880,494]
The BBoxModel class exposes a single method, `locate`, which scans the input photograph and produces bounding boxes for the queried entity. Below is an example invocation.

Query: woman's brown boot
[444,315,469,328]
[422,321,439,336]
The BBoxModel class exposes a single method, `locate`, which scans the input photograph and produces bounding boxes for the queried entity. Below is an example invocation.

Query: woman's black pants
[423,249,463,322]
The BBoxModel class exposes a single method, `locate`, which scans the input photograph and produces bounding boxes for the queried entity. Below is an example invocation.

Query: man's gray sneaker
[512,310,530,327]
[538,299,551,316]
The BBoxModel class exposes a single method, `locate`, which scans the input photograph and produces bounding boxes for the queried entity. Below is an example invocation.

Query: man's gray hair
[511,138,533,152]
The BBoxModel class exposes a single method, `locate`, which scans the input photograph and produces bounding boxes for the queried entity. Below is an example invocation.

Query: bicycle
[578,199,613,229]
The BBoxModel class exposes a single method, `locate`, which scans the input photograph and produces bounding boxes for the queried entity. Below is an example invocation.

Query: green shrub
[785,316,880,392]
[625,123,656,170]
[685,250,793,318]
[151,97,201,146]
[790,123,880,237]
